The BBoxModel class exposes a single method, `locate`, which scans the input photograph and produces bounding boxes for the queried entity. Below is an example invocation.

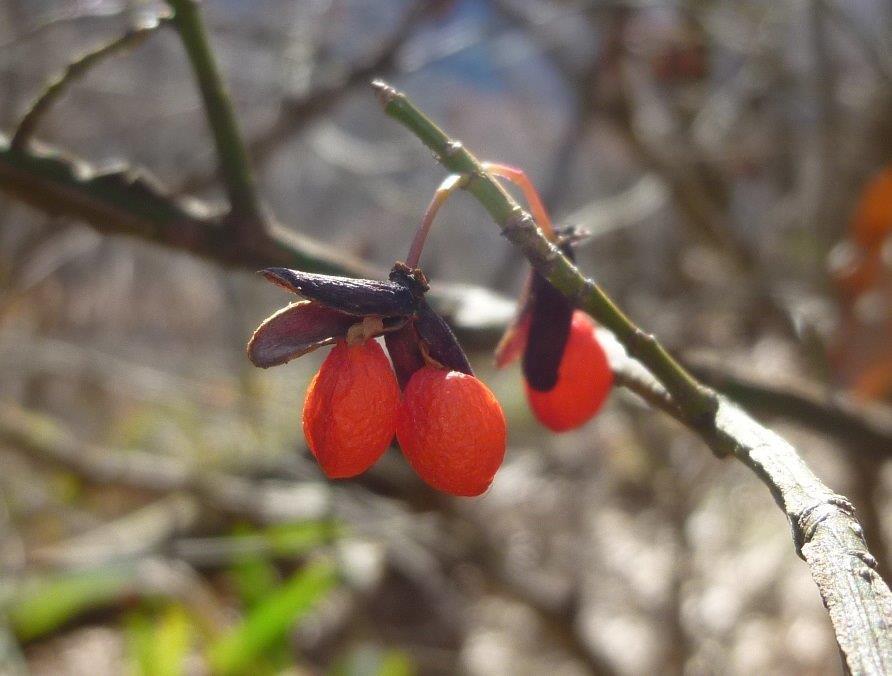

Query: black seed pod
[521,228,583,391]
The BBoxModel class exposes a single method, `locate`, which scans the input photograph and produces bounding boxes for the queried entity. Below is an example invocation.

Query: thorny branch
[373,80,892,675]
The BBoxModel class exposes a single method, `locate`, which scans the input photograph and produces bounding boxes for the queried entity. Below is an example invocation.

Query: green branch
[11,16,170,152]
[374,80,892,675]
[167,0,264,227]
[371,80,719,429]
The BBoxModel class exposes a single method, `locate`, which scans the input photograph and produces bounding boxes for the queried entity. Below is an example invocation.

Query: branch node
[444,140,464,157]
[795,495,862,557]
[370,79,400,107]
[850,549,880,571]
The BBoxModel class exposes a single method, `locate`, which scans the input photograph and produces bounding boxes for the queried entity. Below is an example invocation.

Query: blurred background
[2,0,892,673]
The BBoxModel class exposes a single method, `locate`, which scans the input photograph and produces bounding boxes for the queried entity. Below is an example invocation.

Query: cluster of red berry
[304,337,506,497]
[247,166,613,496]
[248,264,506,496]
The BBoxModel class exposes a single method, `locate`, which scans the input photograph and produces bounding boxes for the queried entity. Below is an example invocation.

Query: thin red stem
[482,162,556,240]
[406,173,465,268]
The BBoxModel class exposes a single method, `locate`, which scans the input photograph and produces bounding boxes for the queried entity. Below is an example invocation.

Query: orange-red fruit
[525,311,612,432]
[396,366,507,497]
[302,339,400,478]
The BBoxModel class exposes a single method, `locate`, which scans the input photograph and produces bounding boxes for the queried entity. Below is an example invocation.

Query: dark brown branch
[0,134,374,276]
[688,358,892,454]
[0,134,517,336]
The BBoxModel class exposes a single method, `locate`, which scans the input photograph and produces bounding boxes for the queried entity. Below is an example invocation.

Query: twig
[0,134,372,276]
[28,495,201,569]
[0,1,133,51]
[166,0,264,228]
[10,16,171,152]
[4,129,892,452]
[820,0,892,85]
[372,79,719,427]
[373,80,892,675]
[687,358,892,453]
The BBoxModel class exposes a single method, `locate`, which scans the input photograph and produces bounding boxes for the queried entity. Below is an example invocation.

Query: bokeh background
[2,0,892,674]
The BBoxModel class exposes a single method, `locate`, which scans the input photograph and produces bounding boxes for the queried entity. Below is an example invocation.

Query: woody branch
[372,79,892,676]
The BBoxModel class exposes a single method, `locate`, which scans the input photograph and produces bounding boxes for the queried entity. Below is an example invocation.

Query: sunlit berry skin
[525,311,612,432]
[302,339,400,478]
[396,366,507,496]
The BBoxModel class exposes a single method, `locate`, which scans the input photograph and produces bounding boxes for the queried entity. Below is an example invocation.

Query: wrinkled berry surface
[302,339,400,478]
[525,311,613,432]
[397,366,506,496]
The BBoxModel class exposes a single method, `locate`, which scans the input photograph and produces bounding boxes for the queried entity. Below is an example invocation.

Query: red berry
[302,339,400,478]
[525,311,612,432]
[396,366,506,496]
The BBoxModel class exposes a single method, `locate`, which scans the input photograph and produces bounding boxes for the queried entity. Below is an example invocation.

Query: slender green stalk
[11,16,170,152]
[371,80,719,428]
[167,0,264,227]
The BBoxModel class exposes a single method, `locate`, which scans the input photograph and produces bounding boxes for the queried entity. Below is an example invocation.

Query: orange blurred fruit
[525,311,613,432]
[302,339,400,478]
[850,166,892,249]
[396,366,506,496]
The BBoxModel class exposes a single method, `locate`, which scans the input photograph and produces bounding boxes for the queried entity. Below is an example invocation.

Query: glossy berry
[525,311,612,432]
[397,366,506,496]
[302,339,400,478]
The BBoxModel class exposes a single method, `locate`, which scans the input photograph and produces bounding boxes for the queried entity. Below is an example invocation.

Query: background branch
[688,357,892,454]
[0,135,372,276]
[175,0,429,196]
[167,0,264,228]
[10,15,170,152]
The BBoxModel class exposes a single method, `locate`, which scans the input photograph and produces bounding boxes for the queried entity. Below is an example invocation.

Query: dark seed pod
[253,263,472,384]
[415,299,473,376]
[248,301,357,368]
[261,268,417,316]
[522,272,573,391]
[522,231,579,391]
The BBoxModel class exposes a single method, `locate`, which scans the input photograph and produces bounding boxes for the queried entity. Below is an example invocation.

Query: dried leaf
[247,301,355,368]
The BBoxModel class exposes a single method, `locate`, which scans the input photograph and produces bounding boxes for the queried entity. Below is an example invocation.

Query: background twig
[167,0,264,228]
[10,15,171,152]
